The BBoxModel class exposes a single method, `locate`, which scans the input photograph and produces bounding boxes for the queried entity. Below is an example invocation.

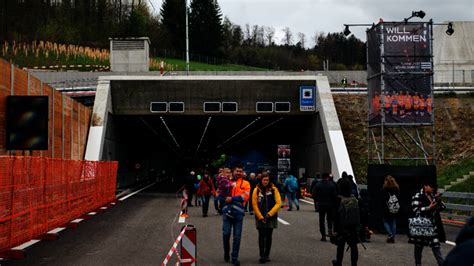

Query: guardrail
[441,191,474,222]
[358,185,474,222]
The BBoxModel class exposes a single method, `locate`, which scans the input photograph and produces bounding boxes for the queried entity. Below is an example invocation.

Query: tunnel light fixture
[160,116,180,148]
[204,102,221,113]
[222,102,238,113]
[217,117,261,149]
[169,102,185,113]
[150,102,167,113]
[256,102,274,113]
[196,117,212,153]
[275,102,291,113]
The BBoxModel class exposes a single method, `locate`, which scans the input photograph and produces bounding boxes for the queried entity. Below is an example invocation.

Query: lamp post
[185,0,190,75]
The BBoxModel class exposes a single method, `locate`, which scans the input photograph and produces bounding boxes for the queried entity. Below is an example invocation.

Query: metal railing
[358,185,474,222]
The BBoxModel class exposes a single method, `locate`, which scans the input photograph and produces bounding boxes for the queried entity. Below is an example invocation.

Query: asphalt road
[2,184,460,266]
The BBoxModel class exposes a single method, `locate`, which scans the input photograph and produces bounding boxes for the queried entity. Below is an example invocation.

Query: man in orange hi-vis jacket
[222,163,250,266]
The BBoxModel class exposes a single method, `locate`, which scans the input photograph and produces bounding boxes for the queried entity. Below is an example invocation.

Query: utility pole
[185,0,190,75]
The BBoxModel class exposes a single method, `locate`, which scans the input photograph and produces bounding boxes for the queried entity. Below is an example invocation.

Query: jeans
[202,195,211,215]
[414,245,444,265]
[383,218,396,237]
[287,192,300,210]
[222,213,243,263]
[213,195,219,211]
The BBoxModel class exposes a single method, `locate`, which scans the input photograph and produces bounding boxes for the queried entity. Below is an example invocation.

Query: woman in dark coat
[381,175,400,243]
[252,172,281,264]
[409,181,446,266]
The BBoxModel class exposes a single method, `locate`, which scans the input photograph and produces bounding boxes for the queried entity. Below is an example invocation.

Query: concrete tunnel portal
[85,76,354,191]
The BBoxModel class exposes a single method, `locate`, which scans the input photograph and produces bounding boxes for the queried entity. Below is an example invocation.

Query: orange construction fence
[0,156,118,252]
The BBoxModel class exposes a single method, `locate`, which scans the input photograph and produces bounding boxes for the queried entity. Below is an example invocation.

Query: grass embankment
[333,94,474,188]
[438,159,474,188]
[1,41,266,72]
[160,58,267,71]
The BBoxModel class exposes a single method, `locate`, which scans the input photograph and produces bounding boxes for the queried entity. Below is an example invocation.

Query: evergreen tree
[160,0,186,52]
[189,0,223,57]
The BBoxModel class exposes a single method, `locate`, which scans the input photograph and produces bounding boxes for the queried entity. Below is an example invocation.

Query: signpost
[299,86,316,111]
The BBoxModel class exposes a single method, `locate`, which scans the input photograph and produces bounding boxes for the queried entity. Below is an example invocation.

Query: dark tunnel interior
[104,114,329,191]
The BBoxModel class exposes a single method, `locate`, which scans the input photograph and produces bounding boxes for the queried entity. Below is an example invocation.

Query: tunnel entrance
[86,75,354,191]
[104,114,330,191]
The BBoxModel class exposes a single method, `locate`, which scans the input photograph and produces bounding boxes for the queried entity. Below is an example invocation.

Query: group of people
[179,167,473,266]
[179,165,283,265]
[371,91,433,121]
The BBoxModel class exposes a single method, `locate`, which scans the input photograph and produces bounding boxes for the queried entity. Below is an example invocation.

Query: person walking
[409,181,446,266]
[283,174,300,211]
[332,178,360,266]
[197,172,216,217]
[381,175,400,243]
[315,173,337,241]
[221,164,250,266]
[185,171,196,207]
[252,172,281,264]
[248,172,259,215]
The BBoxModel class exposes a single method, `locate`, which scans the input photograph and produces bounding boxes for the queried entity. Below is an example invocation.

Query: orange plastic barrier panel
[0,156,118,251]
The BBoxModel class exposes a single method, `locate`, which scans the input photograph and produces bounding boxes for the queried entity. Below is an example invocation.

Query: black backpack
[339,197,360,228]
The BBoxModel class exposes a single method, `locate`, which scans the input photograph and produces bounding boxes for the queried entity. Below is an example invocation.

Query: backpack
[387,194,400,214]
[339,197,360,228]
[288,178,298,192]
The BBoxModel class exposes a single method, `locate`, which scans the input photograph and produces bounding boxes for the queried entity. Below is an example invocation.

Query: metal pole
[185,0,190,75]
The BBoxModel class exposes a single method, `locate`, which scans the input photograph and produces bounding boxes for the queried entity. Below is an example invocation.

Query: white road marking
[11,240,41,250]
[88,212,97,216]
[446,241,456,246]
[71,218,84,223]
[118,182,156,201]
[278,217,290,225]
[100,207,107,210]
[47,227,66,234]
[299,199,314,205]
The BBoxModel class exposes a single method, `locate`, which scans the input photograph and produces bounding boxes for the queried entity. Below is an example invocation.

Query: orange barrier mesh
[0,156,117,252]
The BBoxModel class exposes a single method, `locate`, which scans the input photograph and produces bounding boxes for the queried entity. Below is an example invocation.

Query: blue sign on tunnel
[300,86,316,111]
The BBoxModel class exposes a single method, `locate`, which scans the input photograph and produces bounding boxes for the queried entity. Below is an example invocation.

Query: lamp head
[446,22,454,36]
[343,25,351,36]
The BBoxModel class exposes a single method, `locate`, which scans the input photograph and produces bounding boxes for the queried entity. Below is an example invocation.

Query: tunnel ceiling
[114,114,315,161]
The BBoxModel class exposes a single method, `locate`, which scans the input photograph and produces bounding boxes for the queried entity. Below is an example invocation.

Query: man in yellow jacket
[222,163,250,266]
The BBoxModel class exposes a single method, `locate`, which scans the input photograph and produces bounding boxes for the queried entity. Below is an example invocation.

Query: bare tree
[313,31,325,47]
[297,32,306,48]
[282,27,293,46]
[265,26,275,46]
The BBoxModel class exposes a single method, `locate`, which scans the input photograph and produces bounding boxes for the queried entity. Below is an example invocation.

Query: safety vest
[231,178,251,203]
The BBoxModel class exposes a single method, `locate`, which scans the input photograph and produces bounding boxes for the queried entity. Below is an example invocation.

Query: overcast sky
[148,0,473,47]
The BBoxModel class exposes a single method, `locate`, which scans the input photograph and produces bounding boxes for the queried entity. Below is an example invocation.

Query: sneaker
[321,236,327,242]
[232,260,240,266]
[296,206,300,211]
[288,208,292,211]
[250,211,254,215]
[224,254,230,262]
[259,258,266,264]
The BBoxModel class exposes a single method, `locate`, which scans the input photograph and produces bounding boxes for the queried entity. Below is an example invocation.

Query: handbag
[408,216,435,237]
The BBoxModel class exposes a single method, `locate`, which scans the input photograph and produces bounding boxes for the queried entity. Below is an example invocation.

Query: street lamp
[445,22,454,36]
[185,0,190,75]
[404,10,426,22]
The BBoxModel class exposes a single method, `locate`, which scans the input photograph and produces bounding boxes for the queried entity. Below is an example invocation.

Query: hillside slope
[333,94,474,184]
